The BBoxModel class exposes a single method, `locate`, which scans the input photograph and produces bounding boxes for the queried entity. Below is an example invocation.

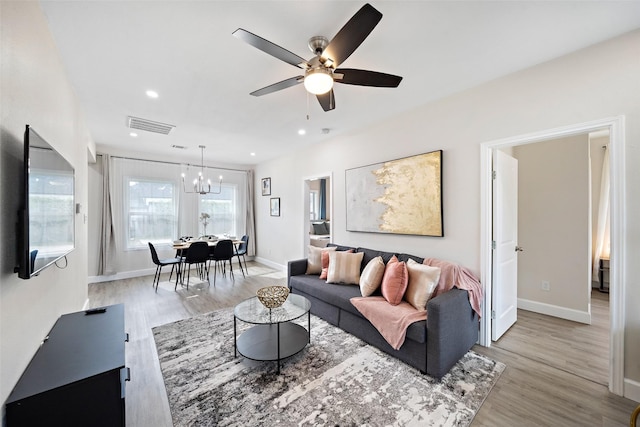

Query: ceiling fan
[232,3,402,112]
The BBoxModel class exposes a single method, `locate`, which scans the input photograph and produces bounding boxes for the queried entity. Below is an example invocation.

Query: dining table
[171,238,243,286]
[172,238,242,251]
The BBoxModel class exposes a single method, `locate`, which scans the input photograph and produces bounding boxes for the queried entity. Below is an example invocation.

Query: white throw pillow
[405,258,441,311]
[359,256,385,296]
[306,246,336,275]
[326,251,364,285]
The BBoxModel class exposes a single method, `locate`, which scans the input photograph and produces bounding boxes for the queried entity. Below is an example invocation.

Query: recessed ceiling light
[129,132,138,137]
[298,129,306,135]
[146,90,159,99]
[250,152,256,156]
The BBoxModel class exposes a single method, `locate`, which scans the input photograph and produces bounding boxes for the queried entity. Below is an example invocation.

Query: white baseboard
[88,257,255,284]
[88,267,156,283]
[253,256,286,273]
[625,378,640,403]
[517,298,591,324]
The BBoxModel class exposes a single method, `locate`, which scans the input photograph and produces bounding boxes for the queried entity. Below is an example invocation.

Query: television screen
[16,125,75,279]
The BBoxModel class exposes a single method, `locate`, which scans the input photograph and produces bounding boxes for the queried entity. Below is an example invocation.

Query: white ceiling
[39,1,640,167]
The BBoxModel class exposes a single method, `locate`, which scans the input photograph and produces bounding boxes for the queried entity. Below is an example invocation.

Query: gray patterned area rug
[153,308,504,427]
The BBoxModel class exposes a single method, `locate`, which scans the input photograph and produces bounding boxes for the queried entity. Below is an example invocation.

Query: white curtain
[245,169,256,256]
[98,155,116,275]
[592,146,610,282]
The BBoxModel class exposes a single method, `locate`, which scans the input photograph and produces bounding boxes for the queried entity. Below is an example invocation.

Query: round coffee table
[234,293,311,373]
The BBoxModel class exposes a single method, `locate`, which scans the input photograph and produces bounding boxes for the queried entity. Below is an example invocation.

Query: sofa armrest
[426,288,479,378]
[287,259,308,288]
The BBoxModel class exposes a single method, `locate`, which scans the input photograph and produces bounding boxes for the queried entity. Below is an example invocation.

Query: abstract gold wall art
[345,150,443,236]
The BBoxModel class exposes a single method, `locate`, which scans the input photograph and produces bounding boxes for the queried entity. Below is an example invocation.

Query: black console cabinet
[6,304,128,426]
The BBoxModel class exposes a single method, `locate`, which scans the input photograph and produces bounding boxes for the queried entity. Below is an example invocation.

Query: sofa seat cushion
[351,296,427,350]
[405,319,426,343]
[291,276,362,314]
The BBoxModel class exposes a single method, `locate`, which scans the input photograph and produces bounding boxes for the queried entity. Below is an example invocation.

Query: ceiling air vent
[126,116,175,135]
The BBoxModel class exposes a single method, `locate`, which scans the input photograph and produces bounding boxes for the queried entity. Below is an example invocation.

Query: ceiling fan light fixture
[304,68,333,95]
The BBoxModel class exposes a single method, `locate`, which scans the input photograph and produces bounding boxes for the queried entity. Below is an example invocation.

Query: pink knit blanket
[350,296,426,350]
[423,258,483,317]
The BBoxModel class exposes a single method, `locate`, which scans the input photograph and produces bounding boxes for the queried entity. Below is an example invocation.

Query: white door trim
[479,116,626,396]
[302,172,333,254]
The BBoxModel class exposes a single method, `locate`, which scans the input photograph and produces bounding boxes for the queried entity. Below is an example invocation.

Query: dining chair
[179,241,211,290]
[148,242,182,292]
[210,239,235,286]
[234,235,249,277]
[169,237,190,282]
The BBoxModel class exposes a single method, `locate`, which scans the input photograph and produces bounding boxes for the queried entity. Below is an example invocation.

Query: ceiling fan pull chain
[306,91,310,120]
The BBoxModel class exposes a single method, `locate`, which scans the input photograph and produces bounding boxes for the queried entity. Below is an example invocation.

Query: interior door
[492,150,519,341]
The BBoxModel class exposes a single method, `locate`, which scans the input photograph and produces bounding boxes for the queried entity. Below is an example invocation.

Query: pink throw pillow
[319,251,331,280]
[381,256,409,305]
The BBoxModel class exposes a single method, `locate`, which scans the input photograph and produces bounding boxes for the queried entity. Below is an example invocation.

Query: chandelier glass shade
[304,67,334,95]
[182,145,222,195]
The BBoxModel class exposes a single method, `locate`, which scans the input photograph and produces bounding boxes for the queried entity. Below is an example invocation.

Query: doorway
[479,116,625,396]
[303,173,333,255]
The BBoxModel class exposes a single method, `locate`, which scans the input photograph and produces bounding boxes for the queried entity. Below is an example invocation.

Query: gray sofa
[287,244,479,379]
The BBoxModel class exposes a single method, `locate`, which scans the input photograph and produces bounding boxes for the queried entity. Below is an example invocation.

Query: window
[309,190,319,220]
[126,178,177,249]
[199,184,237,237]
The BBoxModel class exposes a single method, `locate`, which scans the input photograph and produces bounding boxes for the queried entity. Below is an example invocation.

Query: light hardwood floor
[87,263,637,426]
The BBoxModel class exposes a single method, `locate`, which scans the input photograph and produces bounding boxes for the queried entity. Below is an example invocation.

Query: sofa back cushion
[381,256,409,305]
[397,253,424,264]
[356,247,396,271]
[327,251,365,285]
[306,246,336,274]
[327,243,356,252]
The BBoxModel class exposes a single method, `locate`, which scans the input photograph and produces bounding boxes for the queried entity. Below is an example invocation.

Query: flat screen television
[15,125,75,279]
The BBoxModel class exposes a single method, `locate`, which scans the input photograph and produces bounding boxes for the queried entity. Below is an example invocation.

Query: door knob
[515,246,524,252]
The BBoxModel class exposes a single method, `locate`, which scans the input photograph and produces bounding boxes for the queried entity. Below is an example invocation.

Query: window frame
[124,177,178,250]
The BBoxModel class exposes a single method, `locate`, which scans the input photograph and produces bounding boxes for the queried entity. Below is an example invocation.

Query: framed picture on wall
[345,150,443,236]
[261,177,271,196]
[270,197,280,216]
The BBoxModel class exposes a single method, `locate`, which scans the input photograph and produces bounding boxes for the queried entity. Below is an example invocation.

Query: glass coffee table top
[234,293,311,325]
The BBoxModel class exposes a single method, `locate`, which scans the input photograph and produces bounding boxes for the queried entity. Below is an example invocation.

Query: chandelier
[181,145,222,195]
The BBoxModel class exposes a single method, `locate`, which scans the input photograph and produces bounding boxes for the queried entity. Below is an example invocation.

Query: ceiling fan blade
[233,28,309,69]
[334,68,402,87]
[250,76,304,97]
[321,3,382,67]
[316,90,336,112]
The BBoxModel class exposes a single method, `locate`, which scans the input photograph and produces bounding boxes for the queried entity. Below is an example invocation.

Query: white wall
[513,135,590,319]
[0,1,91,405]
[254,30,640,390]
